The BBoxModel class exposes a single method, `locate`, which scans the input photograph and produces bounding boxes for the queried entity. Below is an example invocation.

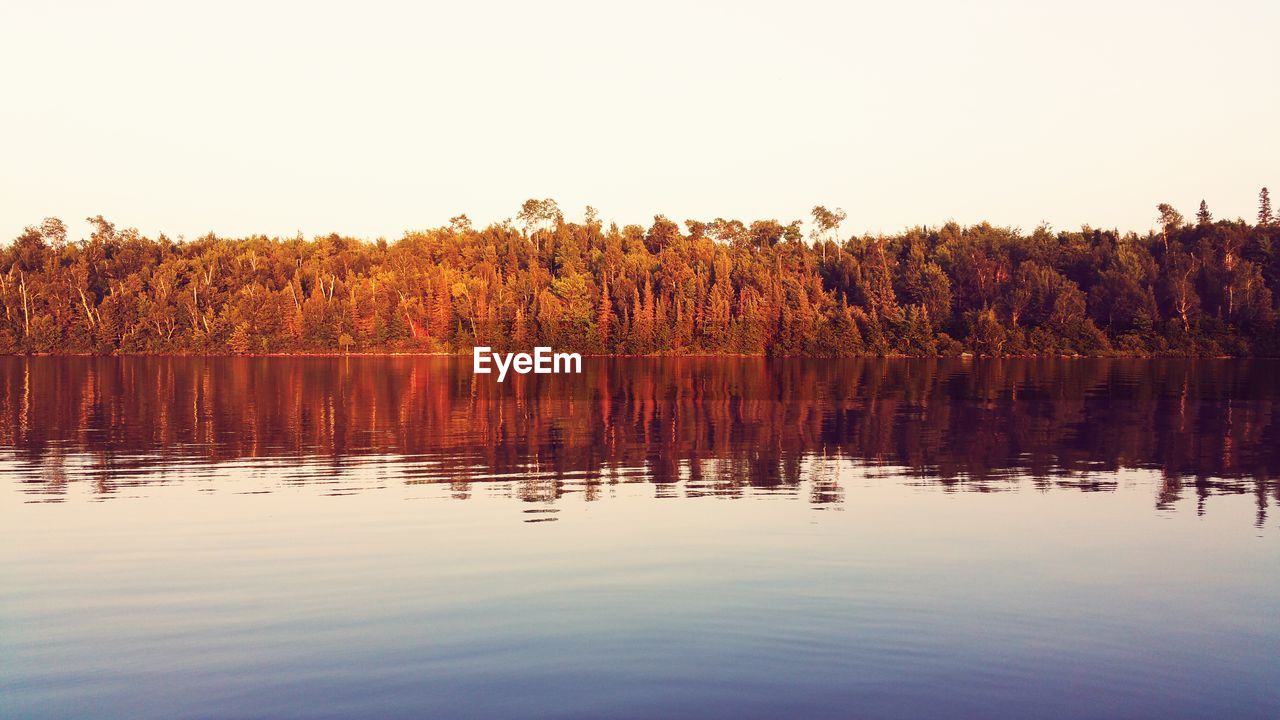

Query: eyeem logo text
[473,347,582,382]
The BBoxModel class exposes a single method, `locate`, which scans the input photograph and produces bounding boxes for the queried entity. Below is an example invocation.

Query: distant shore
[4,351,1259,359]
[5,198,1277,359]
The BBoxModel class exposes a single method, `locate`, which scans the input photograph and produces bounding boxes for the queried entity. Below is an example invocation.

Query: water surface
[2,357,1277,719]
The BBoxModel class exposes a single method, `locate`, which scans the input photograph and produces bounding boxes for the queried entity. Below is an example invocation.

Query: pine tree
[1259,187,1273,227]
[596,274,612,352]
[1196,200,1212,226]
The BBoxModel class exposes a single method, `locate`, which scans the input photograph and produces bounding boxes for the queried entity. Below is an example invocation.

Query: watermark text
[473,347,582,381]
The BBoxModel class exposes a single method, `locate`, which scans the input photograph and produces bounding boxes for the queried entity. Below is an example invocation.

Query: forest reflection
[2,357,1276,524]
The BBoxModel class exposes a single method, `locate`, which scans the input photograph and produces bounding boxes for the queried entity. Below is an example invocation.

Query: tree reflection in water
[2,356,1276,525]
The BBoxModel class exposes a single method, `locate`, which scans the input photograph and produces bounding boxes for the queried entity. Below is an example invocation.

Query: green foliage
[2,197,1278,356]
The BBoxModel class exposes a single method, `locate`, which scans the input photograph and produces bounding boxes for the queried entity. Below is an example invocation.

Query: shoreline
[3,351,1255,359]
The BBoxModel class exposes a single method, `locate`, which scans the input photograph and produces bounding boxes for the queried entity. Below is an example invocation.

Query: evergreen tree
[596,274,612,352]
[1197,200,1213,226]
[1259,187,1273,227]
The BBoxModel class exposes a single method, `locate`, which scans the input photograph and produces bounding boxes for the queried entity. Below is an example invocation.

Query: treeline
[3,192,1279,356]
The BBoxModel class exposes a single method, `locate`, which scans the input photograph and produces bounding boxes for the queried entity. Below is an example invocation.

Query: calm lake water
[2,357,1277,719]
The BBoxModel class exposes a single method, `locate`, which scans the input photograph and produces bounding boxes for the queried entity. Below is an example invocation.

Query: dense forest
[3,191,1278,356]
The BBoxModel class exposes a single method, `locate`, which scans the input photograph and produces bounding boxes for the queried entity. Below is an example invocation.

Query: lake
[1,357,1277,719]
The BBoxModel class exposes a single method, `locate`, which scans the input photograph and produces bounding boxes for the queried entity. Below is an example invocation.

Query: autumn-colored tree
[2,193,1278,357]
[810,205,846,262]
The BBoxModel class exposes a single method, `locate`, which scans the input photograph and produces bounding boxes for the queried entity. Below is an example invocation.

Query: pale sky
[1,0,1277,244]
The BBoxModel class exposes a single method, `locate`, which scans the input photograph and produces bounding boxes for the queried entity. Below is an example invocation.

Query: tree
[1196,200,1212,226]
[810,205,846,262]
[1163,249,1200,335]
[40,218,67,248]
[968,309,1006,356]
[1259,187,1273,227]
[646,215,681,253]
[229,323,254,354]
[1155,203,1184,257]
[596,273,613,352]
[1157,203,1184,230]
[517,198,562,252]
